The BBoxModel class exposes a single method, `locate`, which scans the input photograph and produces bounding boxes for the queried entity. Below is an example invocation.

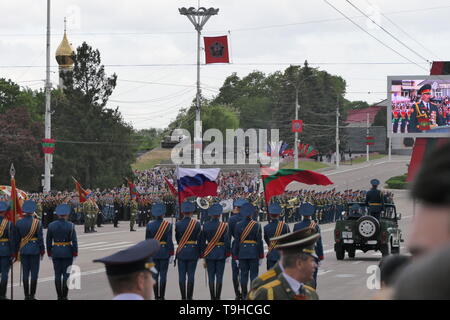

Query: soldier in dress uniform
[175,201,201,300]
[0,202,16,300]
[365,179,384,221]
[94,239,160,300]
[199,203,231,300]
[130,195,138,232]
[248,227,320,300]
[46,204,78,300]
[293,203,324,289]
[228,198,247,300]
[113,195,121,228]
[409,84,445,133]
[264,203,291,270]
[14,200,45,300]
[232,203,264,300]
[145,203,174,300]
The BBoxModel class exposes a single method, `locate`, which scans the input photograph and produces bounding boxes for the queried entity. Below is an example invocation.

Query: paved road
[7,155,413,300]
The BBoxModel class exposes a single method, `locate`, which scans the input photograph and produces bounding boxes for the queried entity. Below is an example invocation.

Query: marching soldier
[130,195,138,232]
[365,179,384,221]
[228,198,247,300]
[175,201,201,300]
[232,203,264,300]
[248,228,320,300]
[46,204,78,300]
[293,203,324,289]
[113,195,121,228]
[264,203,290,270]
[0,202,15,300]
[199,203,231,300]
[15,200,45,300]
[145,203,174,300]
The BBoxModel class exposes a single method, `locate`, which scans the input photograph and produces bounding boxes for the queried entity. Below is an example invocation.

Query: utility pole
[294,86,300,169]
[179,6,219,169]
[366,113,370,162]
[44,0,52,192]
[336,95,340,168]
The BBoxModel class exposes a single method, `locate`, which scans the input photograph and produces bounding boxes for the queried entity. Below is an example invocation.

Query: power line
[345,0,430,63]
[322,0,428,72]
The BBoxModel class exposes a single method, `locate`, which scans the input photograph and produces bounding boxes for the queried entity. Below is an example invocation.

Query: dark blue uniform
[15,214,45,300]
[228,210,242,298]
[264,219,290,270]
[145,217,174,300]
[233,213,264,299]
[365,187,384,220]
[175,216,201,300]
[0,213,15,300]
[199,208,231,300]
[46,213,78,300]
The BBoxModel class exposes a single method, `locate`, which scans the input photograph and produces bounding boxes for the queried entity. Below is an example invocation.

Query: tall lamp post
[44,0,52,192]
[179,6,219,168]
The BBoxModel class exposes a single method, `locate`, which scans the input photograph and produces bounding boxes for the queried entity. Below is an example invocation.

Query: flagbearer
[228,199,247,300]
[0,202,16,300]
[264,203,290,270]
[294,203,324,289]
[130,195,138,232]
[14,200,45,300]
[232,203,264,299]
[145,203,174,300]
[46,204,78,300]
[199,203,231,300]
[175,201,201,300]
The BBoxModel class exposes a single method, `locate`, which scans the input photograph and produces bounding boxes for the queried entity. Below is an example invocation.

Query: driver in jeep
[365,179,384,221]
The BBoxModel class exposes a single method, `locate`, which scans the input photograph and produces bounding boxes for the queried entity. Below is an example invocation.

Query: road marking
[78,242,108,248]
[93,244,136,251]
[318,270,333,276]
[335,274,356,278]
[80,241,133,250]
[352,261,363,265]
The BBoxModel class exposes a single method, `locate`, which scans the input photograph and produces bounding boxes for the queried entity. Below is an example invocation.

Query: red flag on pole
[72,177,88,203]
[126,178,141,199]
[7,176,22,223]
[163,177,178,197]
[204,36,229,64]
[292,120,303,133]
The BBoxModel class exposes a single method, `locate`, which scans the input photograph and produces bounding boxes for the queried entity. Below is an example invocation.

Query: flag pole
[9,163,16,300]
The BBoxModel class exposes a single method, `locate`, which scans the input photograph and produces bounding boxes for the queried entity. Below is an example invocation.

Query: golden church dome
[55,31,74,68]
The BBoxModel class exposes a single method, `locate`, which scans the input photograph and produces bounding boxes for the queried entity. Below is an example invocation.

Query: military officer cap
[55,204,71,215]
[181,201,195,213]
[0,201,9,212]
[272,227,319,258]
[370,179,380,186]
[298,203,315,216]
[93,239,160,276]
[207,203,223,216]
[22,200,37,214]
[151,203,166,217]
[268,202,282,215]
[240,203,256,217]
[233,198,248,207]
[418,84,432,95]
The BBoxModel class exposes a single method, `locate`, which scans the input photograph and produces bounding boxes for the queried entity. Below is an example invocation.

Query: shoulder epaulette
[261,279,281,290]
[260,269,277,281]
[304,284,316,292]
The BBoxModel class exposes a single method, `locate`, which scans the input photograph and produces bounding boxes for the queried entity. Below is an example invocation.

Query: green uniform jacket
[249,273,319,300]
[249,262,283,293]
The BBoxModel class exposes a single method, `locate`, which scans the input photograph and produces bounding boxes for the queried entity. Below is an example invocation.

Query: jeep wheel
[380,244,390,257]
[347,248,356,258]
[335,243,345,260]
[356,216,380,239]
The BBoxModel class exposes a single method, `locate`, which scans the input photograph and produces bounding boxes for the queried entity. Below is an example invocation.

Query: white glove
[169,256,174,264]
[226,257,230,263]
[259,259,263,266]
[235,260,239,267]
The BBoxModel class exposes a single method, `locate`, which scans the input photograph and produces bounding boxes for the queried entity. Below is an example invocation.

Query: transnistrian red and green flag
[7,176,23,223]
[72,177,89,203]
[126,178,141,199]
[261,167,333,204]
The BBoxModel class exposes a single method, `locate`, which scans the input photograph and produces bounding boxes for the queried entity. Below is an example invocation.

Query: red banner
[366,136,375,145]
[292,120,303,133]
[204,36,229,64]
[42,138,56,154]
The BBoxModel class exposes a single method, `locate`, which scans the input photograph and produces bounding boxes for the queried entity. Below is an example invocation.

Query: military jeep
[334,203,403,260]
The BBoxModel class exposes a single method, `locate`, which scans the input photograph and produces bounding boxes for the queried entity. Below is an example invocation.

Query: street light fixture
[179,6,219,168]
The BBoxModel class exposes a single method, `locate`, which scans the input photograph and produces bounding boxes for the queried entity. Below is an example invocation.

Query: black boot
[241,283,248,300]
[30,279,38,300]
[187,282,194,300]
[215,283,223,301]
[153,279,159,300]
[23,280,30,300]
[0,280,8,300]
[159,281,166,300]
[54,279,63,300]
[233,279,241,300]
[179,282,186,300]
[208,282,215,300]
[62,282,69,300]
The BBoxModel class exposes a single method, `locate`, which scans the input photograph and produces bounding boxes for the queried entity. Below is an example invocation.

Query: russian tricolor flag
[176,168,220,202]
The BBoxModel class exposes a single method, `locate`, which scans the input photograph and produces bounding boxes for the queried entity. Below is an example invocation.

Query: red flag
[127,178,141,199]
[73,178,88,203]
[204,36,229,64]
[163,177,178,197]
[7,177,22,223]
[292,120,303,133]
